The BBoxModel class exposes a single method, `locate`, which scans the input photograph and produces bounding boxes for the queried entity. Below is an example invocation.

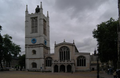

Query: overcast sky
[0,0,118,54]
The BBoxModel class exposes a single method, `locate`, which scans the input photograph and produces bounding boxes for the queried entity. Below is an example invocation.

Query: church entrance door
[54,65,58,72]
[67,65,71,72]
[60,65,65,72]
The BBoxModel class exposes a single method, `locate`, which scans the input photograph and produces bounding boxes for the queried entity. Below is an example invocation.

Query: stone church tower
[25,2,91,72]
[25,2,50,70]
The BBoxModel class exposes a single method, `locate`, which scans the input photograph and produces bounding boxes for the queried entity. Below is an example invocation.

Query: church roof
[55,41,79,53]
[55,42,74,47]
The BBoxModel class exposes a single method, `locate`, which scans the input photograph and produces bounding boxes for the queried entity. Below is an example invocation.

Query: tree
[0,25,21,69]
[11,43,21,57]
[3,34,12,67]
[18,54,25,70]
[93,18,118,68]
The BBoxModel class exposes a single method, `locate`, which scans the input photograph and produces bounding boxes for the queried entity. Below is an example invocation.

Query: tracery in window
[31,17,38,33]
[43,19,46,35]
[59,46,70,61]
[77,56,86,66]
[46,57,52,67]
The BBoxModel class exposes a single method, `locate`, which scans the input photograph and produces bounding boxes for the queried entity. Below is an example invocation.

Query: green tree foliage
[3,34,12,67]
[93,18,118,68]
[18,54,25,70]
[0,25,2,31]
[11,43,21,57]
[0,25,21,69]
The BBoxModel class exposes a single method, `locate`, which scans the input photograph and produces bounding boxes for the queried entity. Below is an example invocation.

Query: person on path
[113,71,117,78]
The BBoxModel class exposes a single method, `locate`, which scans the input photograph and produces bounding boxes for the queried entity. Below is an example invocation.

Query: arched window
[43,19,47,35]
[46,57,52,67]
[32,50,36,54]
[59,46,70,61]
[31,17,38,33]
[77,56,86,66]
[32,62,37,68]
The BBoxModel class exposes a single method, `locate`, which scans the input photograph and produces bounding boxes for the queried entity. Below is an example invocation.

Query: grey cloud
[0,0,25,52]
[76,37,97,52]
[55,0,106,10]
[0,0,118,54]
[98,1,118,22]
[0,0,23,14]
[54,0,109,19]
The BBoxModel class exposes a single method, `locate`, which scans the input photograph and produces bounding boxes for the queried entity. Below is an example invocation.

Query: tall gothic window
[43,19,46,35]
[32,62,37,68]
[59,46,70,61]
[31,17,38,33]
[46,57,52,67]
[77,56,86,66]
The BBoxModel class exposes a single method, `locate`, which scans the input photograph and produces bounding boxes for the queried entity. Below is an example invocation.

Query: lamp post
[0,25,3,70]
[97,57,99,78]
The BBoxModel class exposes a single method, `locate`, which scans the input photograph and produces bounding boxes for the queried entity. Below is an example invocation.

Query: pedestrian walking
[113,71,117,78]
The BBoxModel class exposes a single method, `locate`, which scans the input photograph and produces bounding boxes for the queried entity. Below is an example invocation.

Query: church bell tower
[25,2,50,70]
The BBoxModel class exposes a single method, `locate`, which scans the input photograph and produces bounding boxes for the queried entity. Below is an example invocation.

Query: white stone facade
[25,2,91,72]
[45,42,91,72]
[25,2,50,71]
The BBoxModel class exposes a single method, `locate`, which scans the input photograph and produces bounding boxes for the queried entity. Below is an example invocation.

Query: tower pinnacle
[47,11,49,17]
[40,2,42,9]
[73,40,75,44]
[26,5,28,12]
[64,39,65,42]
[55,41,56,45]
[94,49,97,55]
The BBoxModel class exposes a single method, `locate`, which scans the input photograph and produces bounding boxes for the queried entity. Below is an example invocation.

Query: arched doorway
[54,65,58,72]
[92,68,94,71]
[67,65,71,72]
[60,65,65,72]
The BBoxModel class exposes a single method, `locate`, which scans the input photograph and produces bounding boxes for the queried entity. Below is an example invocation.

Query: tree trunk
[9,62,10,67]
[0,61,3,70]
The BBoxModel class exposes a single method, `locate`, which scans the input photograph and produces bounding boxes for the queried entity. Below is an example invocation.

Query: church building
[25,2,91,72]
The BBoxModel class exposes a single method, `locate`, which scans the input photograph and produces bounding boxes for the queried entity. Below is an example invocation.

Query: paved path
[100,71,113,78]
[0,71,97,78]
[0,70,114,78]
